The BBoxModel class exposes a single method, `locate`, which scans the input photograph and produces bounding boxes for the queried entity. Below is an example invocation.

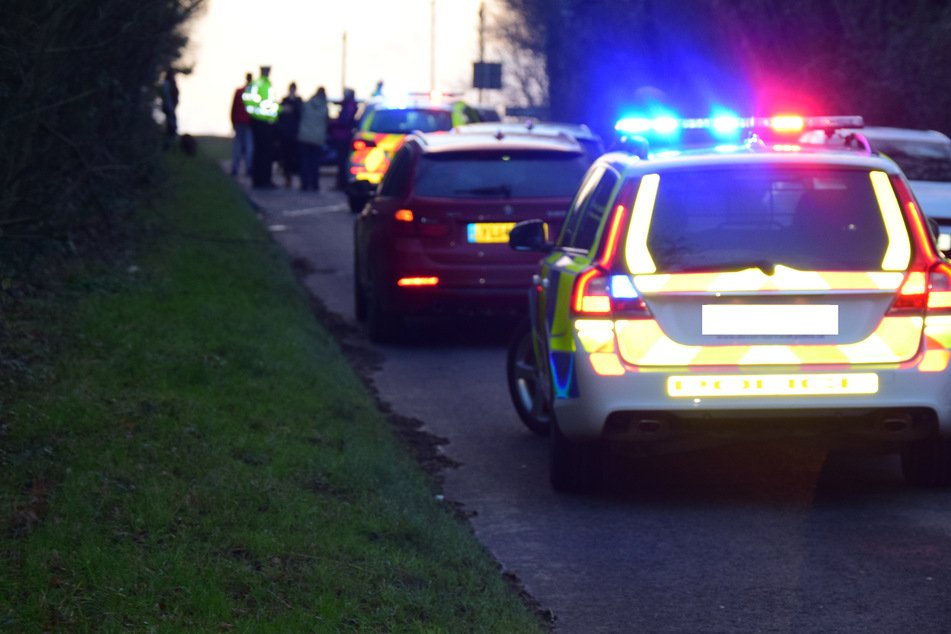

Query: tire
[506,319,551,436]
[550,419,602,492]
[366,272,402,344]
[901,435,951,488]
[353,255,367,321]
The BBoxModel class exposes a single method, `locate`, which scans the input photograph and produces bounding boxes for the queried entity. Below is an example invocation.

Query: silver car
[801,126,951,252]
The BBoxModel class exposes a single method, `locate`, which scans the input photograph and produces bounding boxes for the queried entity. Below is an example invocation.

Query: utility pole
[341,31,347,95]
[478,3,485,103]
[430,0,436,91]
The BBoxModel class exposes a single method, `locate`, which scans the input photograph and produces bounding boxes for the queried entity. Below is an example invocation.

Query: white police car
[800,126,951,253]
[509,115,951,491]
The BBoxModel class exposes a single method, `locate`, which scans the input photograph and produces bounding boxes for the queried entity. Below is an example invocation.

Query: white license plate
[702,304,839,335]
[467,222,517,244]
[667,373,878,397]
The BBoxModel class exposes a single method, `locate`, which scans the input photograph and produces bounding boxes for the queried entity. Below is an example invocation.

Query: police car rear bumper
[554,348,951,451]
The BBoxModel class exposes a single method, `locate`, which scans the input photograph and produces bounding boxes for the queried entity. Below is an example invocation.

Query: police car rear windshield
[414,151,590,199]
[368,108,454,134]
[644,166,890,273]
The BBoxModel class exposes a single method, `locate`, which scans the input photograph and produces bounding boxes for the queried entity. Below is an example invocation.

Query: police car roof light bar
[615,114,865,136]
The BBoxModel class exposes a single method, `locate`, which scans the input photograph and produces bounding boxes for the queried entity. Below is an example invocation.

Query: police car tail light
[891,271,928,314]
[927,262,951,311]
[571,269,650,318]
[572,269,611,315]
[353,139,376,151]
[888,263,951,315]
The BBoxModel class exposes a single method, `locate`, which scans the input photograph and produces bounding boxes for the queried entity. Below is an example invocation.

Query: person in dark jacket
[330,88,358,190]
[230,73,253,176]
[276,82,303,187]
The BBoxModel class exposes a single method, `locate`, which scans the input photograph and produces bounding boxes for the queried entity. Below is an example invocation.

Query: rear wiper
[681,260,778,275]
[453,185,512,198]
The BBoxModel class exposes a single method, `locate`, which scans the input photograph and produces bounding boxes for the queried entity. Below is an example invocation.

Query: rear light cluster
[571,269,650,318]
[890,263,951,315]
[887,174,951,315]
[352,138,376,151]
[570,203,649,318]
[392,208,449,237]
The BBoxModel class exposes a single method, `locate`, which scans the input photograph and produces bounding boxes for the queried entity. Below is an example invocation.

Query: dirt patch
[291,256,555,632]
[295,263,460,486]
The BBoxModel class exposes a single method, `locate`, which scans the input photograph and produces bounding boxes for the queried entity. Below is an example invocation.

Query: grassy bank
[0,144,544,632]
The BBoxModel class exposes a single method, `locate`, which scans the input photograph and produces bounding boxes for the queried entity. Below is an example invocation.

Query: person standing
[297,86,329,192]
[242,65,279,189]
[330,88,358,191]
[230,73,254,176]
[161,68,179,148]
[276,82,303,188]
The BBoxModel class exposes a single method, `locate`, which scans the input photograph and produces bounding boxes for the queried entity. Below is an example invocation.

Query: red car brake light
[392,208,449,238]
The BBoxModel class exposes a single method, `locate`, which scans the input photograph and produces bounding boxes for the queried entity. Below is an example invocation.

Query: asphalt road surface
[233,165,951,633]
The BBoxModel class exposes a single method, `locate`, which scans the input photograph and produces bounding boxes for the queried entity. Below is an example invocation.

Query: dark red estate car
[353,126,593,342]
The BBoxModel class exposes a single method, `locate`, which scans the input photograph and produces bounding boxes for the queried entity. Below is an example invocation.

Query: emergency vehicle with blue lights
[346,91,481,212]
[507,113,951,491]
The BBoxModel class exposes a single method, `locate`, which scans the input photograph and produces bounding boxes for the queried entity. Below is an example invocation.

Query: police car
[346,92,481,212]
[508,114,951,491]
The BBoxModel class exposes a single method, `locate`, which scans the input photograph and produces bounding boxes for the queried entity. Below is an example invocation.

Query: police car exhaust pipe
[636,418,664,433]
[881,415,912,433]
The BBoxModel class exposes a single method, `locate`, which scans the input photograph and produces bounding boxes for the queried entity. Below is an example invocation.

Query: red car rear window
[414,151,590,199]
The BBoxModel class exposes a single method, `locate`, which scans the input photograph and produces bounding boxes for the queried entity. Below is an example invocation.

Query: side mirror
[509,219,553,253]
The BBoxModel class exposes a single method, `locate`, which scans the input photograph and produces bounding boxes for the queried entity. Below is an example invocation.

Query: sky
[177,0,497,136]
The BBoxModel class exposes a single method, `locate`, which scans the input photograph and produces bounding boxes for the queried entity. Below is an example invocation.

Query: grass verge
[0,143,545,632]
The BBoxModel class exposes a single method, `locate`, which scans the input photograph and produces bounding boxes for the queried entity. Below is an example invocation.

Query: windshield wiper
[453,185,512,198]
[681,260,778,275]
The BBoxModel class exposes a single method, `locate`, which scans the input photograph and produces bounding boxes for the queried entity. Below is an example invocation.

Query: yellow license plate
[667,373,879,397]
[467,222,517,244]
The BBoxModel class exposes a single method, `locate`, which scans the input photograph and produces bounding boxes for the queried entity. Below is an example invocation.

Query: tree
[0,0,205,276]
[498,0,951,137]
[487,6,549,112]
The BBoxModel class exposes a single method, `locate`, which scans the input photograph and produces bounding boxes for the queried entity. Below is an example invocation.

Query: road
[236,168,951,633]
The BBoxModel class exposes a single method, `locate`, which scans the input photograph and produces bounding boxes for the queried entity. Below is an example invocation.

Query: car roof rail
[745,134,769,151]
[409,130,430,144]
